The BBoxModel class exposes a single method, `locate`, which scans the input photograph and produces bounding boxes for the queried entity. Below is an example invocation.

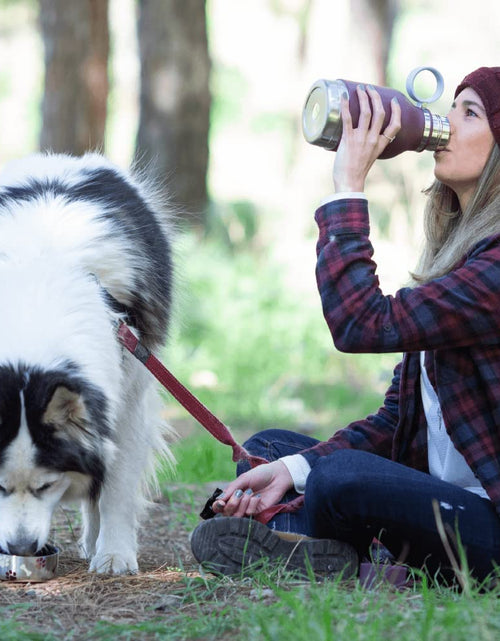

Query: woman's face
[434,86,495,209]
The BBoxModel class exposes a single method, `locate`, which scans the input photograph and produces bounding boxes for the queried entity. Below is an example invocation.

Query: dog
[0,152,176,574]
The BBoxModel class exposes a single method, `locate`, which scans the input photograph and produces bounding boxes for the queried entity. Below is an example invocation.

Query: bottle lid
[302,79,347,148]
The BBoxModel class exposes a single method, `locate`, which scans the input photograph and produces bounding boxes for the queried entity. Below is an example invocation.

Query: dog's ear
[42,386,89,430]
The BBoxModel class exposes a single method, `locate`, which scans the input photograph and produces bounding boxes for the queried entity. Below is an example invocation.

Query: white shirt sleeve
[279,454,312,494]
[319,192,367,207]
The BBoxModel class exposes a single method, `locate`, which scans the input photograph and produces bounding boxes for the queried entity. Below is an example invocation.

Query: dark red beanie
[454,67,500,146]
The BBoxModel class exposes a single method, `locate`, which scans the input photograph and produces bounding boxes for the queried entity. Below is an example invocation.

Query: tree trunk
[349,0,398,85]
[39,0,109,154]
[136,0,211,223]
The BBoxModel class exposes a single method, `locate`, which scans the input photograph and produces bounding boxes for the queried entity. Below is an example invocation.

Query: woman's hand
[212,460,294,518]
[333,84,401,193]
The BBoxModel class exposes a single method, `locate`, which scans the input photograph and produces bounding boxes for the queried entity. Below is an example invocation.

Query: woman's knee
[237,429,299,475]
[305,449,378,540]
[306,449,377,501]
[237,429,320,476]
[242,429,292,453]
[242,429,319,459]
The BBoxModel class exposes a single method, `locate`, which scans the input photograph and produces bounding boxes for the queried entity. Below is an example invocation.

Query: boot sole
[190,517,358,579]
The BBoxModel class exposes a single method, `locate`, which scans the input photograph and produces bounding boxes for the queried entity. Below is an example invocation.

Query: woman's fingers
[355,86,401,146]
[356,85,372,132]
[383,96,402,141]
[217,488,260,517]
[356,85,386,140]
[245,491,264,515]
[340,90,352,124]
[366,85,386,139]
[333,86,386,191]
[210,460,293,517]
[231,489,262,517]
[228,488,252,516]
[215,465,268,503]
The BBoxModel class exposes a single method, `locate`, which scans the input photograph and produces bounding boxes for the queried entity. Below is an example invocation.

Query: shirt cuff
[319,192,367,207]
[279,454,311,494]
[315,197,370,237]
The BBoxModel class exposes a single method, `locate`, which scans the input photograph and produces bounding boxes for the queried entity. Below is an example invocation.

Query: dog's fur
[0,152,176,574]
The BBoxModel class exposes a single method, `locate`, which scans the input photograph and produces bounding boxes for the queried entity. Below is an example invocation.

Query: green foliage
[83,614,233,641]
[168,433,237,484]
[0,0,35,8]
[165,232,394,438]
[205,199,260,249]
[67,572,500,641]
[239,578,500,641]
[0,608,56,641]
[209,64,249,138]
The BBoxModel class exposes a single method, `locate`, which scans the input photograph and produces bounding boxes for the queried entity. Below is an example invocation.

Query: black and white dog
[0,153,176,574]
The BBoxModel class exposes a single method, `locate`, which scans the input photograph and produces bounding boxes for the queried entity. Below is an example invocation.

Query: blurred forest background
[0,0,499,452]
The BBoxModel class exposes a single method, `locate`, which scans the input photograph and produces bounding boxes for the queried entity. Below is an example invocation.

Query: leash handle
[116,322,267,467]
[253,495,305,524]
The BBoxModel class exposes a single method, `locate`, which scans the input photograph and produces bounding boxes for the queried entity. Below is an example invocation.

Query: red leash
[116,321,304,523]
[118,321,400,578]
[117,322,265,467]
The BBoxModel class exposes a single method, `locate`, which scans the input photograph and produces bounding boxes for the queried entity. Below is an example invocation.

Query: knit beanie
[454,66,500,146]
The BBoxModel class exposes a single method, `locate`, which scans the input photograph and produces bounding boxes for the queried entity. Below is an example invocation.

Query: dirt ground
[0,483,222,639]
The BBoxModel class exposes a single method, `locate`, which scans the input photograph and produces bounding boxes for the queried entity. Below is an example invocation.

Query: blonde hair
[413,144,500,283]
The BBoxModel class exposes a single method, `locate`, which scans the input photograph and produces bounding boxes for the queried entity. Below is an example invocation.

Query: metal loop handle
[406,66,444,107]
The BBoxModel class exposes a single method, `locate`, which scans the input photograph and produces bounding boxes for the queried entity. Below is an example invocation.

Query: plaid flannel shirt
[300,197,500,516]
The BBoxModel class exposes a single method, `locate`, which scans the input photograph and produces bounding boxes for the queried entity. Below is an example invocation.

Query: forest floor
[0,482,224,639]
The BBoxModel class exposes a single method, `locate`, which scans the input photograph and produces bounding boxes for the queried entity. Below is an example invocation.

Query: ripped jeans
[237,429,500,581]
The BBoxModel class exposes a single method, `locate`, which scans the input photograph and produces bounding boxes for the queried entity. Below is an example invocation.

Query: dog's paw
[78,539,95,561]
[79,547,90,561]
[89,550,139,575]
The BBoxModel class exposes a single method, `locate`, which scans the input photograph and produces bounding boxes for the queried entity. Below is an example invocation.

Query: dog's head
[0,364,112,555]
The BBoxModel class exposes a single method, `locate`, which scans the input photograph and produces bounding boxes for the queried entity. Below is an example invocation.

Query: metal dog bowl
[0,544,59,582]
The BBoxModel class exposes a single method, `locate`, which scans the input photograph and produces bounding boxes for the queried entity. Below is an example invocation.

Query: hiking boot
[190,516,358,579]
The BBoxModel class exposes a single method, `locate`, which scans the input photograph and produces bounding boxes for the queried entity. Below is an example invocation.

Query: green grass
[241,578,500,641]
[25,573,500,641]
[165,232,395,437]
[4,573,500,641]
[168,432,238,484]
[0,610,54,641]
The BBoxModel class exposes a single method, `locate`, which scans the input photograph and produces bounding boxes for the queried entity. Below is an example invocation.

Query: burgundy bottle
[302,69,450,159]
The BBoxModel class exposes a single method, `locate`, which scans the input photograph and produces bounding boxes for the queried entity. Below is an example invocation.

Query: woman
[191,67,500,582]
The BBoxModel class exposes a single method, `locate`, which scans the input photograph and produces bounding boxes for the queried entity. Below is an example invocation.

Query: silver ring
[382,133,395,143]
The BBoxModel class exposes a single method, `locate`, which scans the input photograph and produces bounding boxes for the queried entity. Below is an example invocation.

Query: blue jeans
[237,429,500,581]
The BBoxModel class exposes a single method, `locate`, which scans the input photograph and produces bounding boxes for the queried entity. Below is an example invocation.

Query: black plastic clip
[199,488,224,520]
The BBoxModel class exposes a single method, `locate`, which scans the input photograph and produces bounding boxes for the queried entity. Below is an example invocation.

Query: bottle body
[302,79,450,159]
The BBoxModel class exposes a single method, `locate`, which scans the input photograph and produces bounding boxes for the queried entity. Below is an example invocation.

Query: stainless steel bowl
[0,544,59,582]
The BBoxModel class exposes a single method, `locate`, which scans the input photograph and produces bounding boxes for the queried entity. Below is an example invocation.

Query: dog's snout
[6,538,39,556]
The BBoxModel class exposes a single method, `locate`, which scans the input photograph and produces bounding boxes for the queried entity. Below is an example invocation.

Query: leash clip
[199,488,224,520]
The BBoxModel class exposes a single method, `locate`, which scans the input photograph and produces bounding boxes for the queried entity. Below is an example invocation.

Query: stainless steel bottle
[302,67,450,159]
